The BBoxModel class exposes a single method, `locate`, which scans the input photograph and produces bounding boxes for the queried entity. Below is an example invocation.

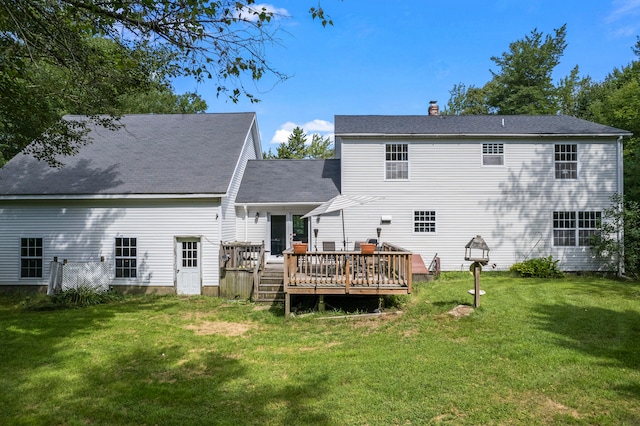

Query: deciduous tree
[0,0,332,166]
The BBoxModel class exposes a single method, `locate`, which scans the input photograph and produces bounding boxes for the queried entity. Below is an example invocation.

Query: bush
[53,285,121,308]
[510,256,563,278]
[591,194,640,279]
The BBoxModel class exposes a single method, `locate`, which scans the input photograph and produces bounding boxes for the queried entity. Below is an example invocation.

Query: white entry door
[176,237,201,295]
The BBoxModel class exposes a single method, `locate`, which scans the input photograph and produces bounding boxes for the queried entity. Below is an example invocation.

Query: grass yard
[1,272,639,425]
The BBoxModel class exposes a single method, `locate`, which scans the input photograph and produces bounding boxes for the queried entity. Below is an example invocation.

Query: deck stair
[257,263,285,303]
[412,254,435,282]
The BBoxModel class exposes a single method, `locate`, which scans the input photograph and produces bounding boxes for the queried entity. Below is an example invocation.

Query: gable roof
[335,115,632,137]
[236,159,341,204]
[0,113,257,198]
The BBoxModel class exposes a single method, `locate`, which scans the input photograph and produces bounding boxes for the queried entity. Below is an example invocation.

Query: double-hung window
[482,143,504,166]
[385,143,408,180]
[578,211,601,246]
[414,210,436,233]
[553,211,601,247]
[20,237,43,278]
[555,144,577,179]
[115,237,137,278]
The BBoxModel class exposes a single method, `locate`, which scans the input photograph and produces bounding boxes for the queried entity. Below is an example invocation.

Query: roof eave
[0,193,227,201]
[336,132,632,138]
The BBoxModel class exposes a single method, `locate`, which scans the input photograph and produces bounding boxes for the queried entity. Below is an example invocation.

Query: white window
[115,237,137,278]
[553,211,601,247]
[555,144,577,179]
[414,211,436,233]
[482,143,504,166]
[578,211,601,246]
[20,237,43,278]
[385,143,408,180]
[553,212,575,246]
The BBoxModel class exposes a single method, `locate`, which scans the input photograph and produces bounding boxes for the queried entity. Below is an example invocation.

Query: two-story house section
[333,113,630,272]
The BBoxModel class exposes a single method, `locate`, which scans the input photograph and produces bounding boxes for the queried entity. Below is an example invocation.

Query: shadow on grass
[532,302,640,373]
[0,297,331,424]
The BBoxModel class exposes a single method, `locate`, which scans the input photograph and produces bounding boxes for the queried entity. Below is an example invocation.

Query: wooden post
[285,292,291,319]
[318,295,325,312]
[474,265,481,308]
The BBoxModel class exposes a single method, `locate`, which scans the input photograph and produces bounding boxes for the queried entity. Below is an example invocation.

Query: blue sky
[174,0,640,153]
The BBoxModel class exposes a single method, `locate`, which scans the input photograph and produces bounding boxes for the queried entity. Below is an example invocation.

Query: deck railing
[283,246,412,295]
[220,242,265,300]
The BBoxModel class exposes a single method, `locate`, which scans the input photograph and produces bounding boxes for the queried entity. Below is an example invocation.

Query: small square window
[482,143,504,166]
[414,211,436,233]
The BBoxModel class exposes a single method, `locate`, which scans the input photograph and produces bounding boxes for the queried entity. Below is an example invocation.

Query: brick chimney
[428,100,439,116]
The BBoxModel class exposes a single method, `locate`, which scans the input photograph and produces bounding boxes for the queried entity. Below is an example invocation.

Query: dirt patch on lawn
[185,321,254,337]
[448,304,474,317]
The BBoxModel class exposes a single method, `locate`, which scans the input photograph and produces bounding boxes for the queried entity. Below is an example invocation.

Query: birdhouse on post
[464,235,490,265]
[464,235,490,307]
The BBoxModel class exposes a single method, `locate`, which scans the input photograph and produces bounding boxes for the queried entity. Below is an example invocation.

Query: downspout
[616,136,625,276]
[243,205,248,242]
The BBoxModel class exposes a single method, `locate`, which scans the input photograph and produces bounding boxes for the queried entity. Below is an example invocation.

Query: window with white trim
[385,143,408,180]
[555,144,577,179]
[414,210,436,233]
[553,211,601,247]
[115,237,137,278]
[482,143,504,166]
[20,237,43,278]
[578,211,601,246]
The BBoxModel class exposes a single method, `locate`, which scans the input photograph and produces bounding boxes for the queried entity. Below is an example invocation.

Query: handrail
[220,241,265,301]
[284,249,412,292]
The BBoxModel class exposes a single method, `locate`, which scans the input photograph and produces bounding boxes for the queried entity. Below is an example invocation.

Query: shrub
[510,256,563,278]
[53,285,121,308]
[591,194,640,279]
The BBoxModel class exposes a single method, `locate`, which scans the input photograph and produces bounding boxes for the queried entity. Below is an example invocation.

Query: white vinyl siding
[339,138,618,272]
[222,126,258,242]
[0,199,221,288]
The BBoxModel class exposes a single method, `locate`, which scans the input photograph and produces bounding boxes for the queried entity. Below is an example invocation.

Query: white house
[331,113,630,271]
[0,110,631,295]
[235,112,630,272]
[0,113,261,295]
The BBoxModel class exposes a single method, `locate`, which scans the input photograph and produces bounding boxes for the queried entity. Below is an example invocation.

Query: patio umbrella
[302,194,381,249]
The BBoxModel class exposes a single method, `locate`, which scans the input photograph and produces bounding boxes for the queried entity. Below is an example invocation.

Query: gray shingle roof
[236,159,341,204]
[335,115,632,136]
[0,113,256,196]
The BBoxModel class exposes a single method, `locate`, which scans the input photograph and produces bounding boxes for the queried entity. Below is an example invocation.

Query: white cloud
[235,3,290,22]
[270,119,335,144]
[606,0,640,23]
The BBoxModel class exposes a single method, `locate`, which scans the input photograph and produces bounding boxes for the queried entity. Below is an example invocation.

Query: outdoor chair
[322,241,336,251]
[322,241,337,276]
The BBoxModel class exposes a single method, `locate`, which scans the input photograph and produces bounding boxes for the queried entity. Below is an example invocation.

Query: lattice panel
[61,262,110,292]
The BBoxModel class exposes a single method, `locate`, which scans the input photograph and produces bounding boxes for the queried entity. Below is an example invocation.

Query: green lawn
[1,273,639,425]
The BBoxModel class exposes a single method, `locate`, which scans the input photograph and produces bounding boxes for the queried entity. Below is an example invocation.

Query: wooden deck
[283,243,412,317]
